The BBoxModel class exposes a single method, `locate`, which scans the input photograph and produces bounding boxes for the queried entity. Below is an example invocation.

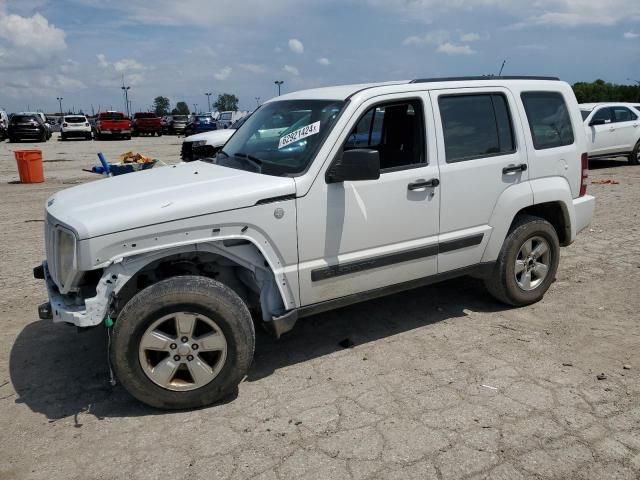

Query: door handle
[408,178,440,190]
[502,163,528,174]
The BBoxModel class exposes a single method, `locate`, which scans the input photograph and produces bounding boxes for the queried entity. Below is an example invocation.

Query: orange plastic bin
[15,149,45,183]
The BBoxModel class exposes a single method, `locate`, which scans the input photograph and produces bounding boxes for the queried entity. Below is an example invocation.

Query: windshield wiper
[217,149,230,158]
[234,152,264,172]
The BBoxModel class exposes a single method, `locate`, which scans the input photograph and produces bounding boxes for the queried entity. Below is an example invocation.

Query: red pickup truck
[94,111,131,140]
[132,112,163,136]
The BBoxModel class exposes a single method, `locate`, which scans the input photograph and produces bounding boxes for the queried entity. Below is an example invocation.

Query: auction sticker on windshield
[278,121,320,149]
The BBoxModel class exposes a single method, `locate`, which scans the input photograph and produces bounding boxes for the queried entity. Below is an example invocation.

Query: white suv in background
[580,103,640,164]
[35,76,594,409]
[59,114,92,140]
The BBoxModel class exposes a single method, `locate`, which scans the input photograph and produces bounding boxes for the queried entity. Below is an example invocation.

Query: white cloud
[97,53,109,68]
[238,63,266,74]
[283,64,300,76]
[113,58,145,72]
[214,66,232,80]
[317,57,331,66]
[403,30,450,46]
[460,32,481,42]
[288,38,304,54]
[437,42,475,55]
[0,11,66,53]
[624,31,640,39]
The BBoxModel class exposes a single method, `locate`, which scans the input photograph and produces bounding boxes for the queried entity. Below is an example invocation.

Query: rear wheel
[629,140,640,165]
[60,133,66,141]
[157,131,162,137]
[485,215,560,306]
[111,275,255,409]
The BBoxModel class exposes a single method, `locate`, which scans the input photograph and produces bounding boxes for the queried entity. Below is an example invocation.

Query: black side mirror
[589,119,606,126]
[326,149,380,183]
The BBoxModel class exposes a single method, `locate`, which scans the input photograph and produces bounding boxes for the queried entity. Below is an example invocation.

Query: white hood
[47,161,296,239]
[184,128,235,147]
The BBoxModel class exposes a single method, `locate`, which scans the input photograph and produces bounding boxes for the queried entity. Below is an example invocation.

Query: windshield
[135,113,157,118]
[65,116,86,123]
[216,100,345,176]
[580,110,591,121]
[231,115,250,129]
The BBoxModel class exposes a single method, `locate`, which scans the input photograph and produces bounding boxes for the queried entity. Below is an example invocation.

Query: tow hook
[38,302,52,320]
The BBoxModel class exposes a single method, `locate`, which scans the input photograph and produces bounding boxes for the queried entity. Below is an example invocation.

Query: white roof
[267,77,565,103]
[579,102,640,111]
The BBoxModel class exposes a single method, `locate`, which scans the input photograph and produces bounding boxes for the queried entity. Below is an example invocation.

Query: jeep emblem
[274,207,285,219]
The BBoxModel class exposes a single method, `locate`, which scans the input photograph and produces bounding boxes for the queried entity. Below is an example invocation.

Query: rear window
[439,93,516,163]
[219,112,232,121]
[65,116,86,123]
[134,113,157,119]
[12,115,38,123]
[99,112,125,120]
[521,92,574,150]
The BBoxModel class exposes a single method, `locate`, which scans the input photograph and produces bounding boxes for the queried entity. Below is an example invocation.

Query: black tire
[110,275,255,409]
[157,131,162,137]
[484,215,560,307]
[629,140,640,165]
[40,131,47,142]
[60,133,66,141]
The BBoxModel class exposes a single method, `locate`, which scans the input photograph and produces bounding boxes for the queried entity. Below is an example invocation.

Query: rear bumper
[573,195,595,235]
[100,129,131,135]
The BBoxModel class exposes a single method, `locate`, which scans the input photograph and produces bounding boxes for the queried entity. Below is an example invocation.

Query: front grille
[45,219,59,286]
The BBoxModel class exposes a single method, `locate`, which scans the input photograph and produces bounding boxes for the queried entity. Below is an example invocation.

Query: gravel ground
[0,134,639,480]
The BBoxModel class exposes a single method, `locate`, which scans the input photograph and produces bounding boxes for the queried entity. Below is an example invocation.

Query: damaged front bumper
[34,261,114,328]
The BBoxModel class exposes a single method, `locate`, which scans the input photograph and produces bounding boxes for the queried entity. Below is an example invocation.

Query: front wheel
[629,140,640,165]
[111,275,255,409]
[484,215,560,306]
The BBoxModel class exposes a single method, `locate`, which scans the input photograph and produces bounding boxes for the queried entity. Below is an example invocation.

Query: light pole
[56,97,63,119]
[121,85,131,116]
[255,96,261,107]
[193,103,198,114]
[274,80,284,96]
[205,92,212,112]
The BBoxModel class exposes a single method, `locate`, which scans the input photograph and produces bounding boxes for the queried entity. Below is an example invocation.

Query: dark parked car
[8,114,49,142]
[183,115,217,136]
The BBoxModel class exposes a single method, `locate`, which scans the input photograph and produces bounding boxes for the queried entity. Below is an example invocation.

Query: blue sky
[1,0,639,114]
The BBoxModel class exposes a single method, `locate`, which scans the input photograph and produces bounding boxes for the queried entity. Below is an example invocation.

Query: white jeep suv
[580,103,640,164]
[35,76,595,409]
[59,114,92,141]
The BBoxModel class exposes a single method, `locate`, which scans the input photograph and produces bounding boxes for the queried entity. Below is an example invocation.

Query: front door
[296,93,440,306]
[586,107,617,156]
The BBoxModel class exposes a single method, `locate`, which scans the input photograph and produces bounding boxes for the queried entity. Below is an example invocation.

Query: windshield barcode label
[278,121,320,149]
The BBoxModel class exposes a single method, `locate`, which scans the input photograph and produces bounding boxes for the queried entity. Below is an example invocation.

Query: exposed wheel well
[112,248,285,323]
[513,201,570,246]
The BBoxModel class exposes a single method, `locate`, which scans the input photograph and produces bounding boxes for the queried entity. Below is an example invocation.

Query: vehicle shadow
[588,158,630,170]
[10,276,507,420]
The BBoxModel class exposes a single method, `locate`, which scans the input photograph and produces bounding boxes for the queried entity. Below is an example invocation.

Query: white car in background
[60,114,92,140]
[180,115,249,161]
[579,103,640,165]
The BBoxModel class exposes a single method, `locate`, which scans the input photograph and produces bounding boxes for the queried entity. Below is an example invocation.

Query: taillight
[85,122,90,127]
[580,152,589,197]
[62,123,68,127]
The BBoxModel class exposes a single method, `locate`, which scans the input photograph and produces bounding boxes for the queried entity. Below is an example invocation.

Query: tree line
[151,93,240,116]
[149,80,640,116]
[572,79,640,103]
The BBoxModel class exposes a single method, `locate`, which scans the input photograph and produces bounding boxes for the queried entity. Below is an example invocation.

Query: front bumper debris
[35,261,114,327]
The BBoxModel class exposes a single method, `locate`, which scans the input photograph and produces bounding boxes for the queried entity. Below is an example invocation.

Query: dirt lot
[0,134,639,480]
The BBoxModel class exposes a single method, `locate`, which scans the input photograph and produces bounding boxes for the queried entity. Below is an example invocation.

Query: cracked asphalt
[1,135,639,479]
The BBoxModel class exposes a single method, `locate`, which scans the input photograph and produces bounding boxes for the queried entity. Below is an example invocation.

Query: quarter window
[439,93,515,163]
[521,92,574,150]
[344,100,425,171]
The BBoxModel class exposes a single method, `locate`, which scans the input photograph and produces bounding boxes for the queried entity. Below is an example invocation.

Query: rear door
[430,87,529,272]
[610,106,639,152]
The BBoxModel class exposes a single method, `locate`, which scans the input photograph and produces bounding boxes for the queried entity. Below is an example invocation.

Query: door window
[521,92,575,150]
[611,107,638,123]
[591,107,612,124]
[438,93,515,163]
[344,100,425,171]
